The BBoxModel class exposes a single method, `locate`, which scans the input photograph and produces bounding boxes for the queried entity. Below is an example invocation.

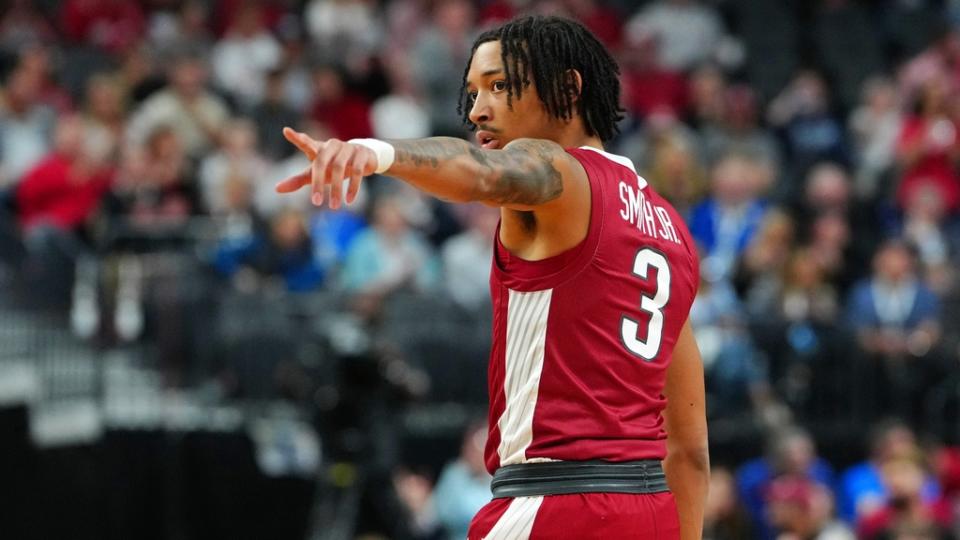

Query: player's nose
[469,98,492,126]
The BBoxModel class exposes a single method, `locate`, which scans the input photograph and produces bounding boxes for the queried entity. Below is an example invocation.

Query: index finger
[283,127,320,160]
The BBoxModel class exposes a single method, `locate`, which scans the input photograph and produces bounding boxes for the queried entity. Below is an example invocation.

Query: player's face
[465,41,557,150]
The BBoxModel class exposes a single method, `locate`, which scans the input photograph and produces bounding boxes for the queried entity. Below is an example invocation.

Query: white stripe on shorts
[483,496,544,540]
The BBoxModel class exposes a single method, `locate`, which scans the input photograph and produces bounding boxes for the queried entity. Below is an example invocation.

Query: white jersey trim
[483,496,544,540]
[578,145,649,189]
[497,288,552,466]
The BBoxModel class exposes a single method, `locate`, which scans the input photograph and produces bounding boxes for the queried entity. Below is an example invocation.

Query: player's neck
[550,122,604,151]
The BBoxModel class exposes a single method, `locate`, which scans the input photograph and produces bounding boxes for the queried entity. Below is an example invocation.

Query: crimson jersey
[484,146,699,474]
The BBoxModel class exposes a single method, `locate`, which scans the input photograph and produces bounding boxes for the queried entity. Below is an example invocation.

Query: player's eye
[467,91,478,101]
[492,80,507,92]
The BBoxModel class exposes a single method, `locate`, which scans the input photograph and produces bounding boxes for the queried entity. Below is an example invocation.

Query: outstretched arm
[662,319,710,540]
[276,129,583,211]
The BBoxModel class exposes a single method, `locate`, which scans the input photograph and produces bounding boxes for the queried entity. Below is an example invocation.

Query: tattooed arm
[276,129,587,212]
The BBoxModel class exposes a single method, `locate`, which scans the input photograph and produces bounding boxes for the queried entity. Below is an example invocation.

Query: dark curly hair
[457,15,624,142]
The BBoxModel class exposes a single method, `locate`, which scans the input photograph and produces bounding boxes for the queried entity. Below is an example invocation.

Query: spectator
[701,85,782,178]
[371,53,431,141]
[304,0,382,61]
[251,208,323,293]
[81,73,128,167]
[848,77,903,200]
[60,0,145,55]
[106,125,195,230]
[737,426,836,540]
[704,467,756,540]
[846,240,944,423]
[210,1,282,108]
[0,0,56,56]
[148,0,215,63]
[633,129,706,219]
[340,192,439,296]
[16,115,113,245]
[738,209,796,304]
[0,67,55,188]
[766,475,855,540]
[686,63,727,130]
[411,0,475,137]
[899,184,954,293]
[839,421,937,524]
[127,52,230,158]
[198,117,270,216]
[768,70,848,187]
[858,454,954,540]
[619,28,688,122]
[248,69,301,161]
[689,153,769,282]
[432,421,491,540]
[441,204,497,311]
[210,174,267,280]
[625,0,725,72]
[690,272,773,420]
[309,64,373,142]
[894,75,960,214]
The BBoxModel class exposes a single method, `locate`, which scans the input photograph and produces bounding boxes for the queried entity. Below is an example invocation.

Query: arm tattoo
[391,137,564,206]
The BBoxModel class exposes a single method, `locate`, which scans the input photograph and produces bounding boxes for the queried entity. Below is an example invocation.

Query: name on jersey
[618,181,682,245]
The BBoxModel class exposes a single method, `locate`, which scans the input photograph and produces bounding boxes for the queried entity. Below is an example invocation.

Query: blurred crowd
[3,0,960,539]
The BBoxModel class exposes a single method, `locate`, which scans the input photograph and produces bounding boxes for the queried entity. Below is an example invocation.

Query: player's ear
[564,69,583,104]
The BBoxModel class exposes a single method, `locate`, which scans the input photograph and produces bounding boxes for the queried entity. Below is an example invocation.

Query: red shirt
[60,0,145,53]
[484,147,699,473]
[896,115,960,211]
[311,95,373,141]
[17,154,113,232]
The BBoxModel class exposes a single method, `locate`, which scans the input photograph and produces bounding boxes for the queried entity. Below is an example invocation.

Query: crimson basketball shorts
[467,492,680,539]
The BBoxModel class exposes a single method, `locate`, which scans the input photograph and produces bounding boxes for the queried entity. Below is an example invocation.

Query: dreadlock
[457,15,624,142]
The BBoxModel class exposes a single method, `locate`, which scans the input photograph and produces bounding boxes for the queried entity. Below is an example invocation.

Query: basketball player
[277,16,708,540]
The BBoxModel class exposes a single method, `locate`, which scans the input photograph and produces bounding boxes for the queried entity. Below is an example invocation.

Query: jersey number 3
[620,248,671,361]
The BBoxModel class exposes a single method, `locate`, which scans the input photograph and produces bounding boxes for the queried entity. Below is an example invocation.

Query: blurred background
[1,0,960,539]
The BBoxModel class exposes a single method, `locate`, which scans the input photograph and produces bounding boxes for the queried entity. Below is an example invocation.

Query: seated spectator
[60,0,145,55]
[768,70,848,188]
[248,69,301,161]
[105,126,195,231]
[701,85,782,176]
[15,115,114,304]
[839,420,939,524]
[690,275,773,420]
[848,77,903,200]
[625,0,725,72]
[640,130,707,219]
[0,0,56,56]
[704,467,755,540]
[127,52,230,159]
[737,426,836,540]
[251,209,323,293]
[689,153,769,282]
[210,1,282,108]
[894,75,960,214]
[686,63,727,130]
[898,184,954,293]
[441,204,498,312]
[857,454,954,540]
[431,421,491,540]
[846,239,944,423]
[411,0,475,137]
[737,209,796,298]
[340,192,439,296]
[0,66,56,188]
[16,115,114,238]
[619,27,687,121]
[81,73,129,167]
[198,117,270,215]
[309,64,372,142]
[210,174,267,280]
[766,475,855,540]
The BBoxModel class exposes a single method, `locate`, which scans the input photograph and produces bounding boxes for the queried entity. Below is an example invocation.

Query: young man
[277,15,708,540]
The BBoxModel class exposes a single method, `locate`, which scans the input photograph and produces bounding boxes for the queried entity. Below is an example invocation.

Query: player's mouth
[476,130,501,150]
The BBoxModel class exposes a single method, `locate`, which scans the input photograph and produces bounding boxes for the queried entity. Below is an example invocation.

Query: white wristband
[348,138,395,174]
